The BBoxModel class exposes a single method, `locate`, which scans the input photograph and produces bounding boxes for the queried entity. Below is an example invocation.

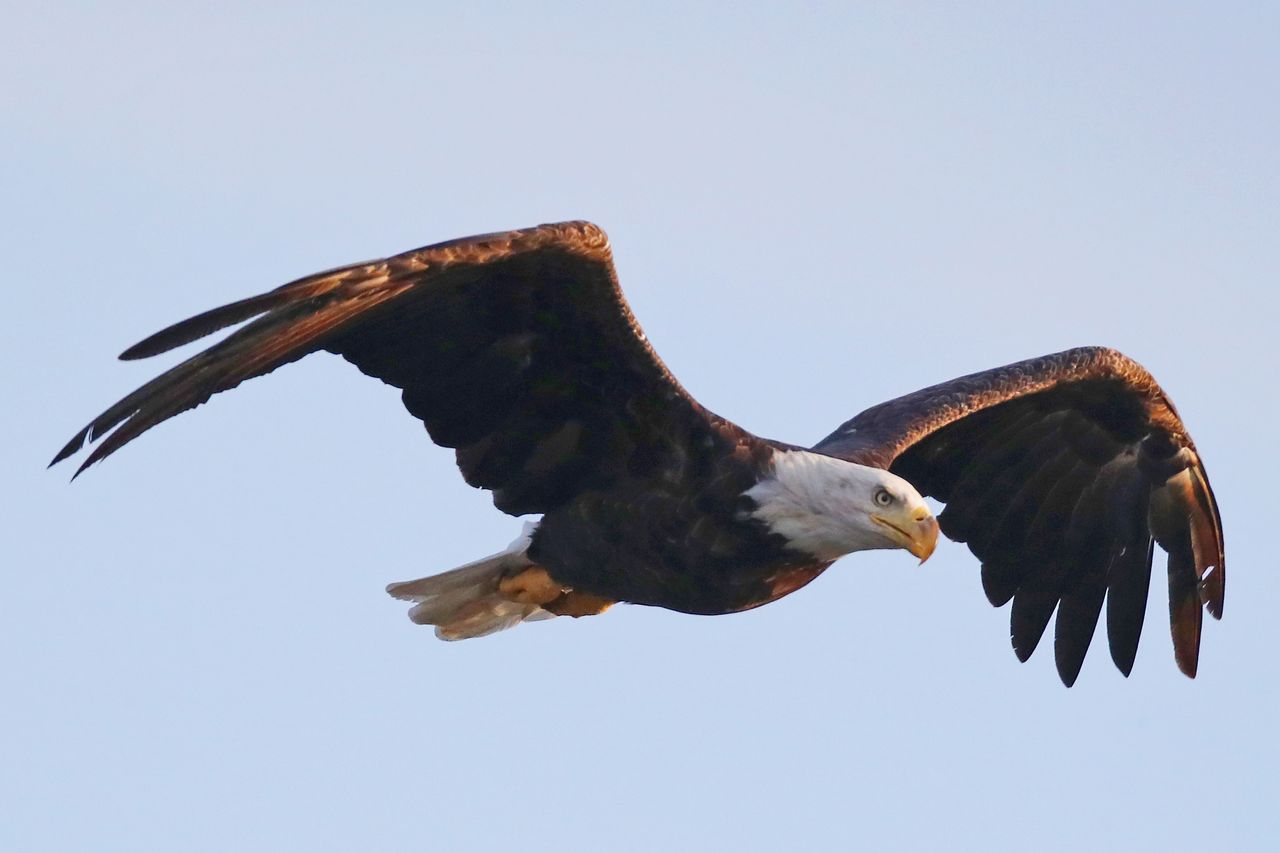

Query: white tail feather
[385,522,554,640]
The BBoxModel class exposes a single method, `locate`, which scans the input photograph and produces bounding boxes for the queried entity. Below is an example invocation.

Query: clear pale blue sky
[4,4,1277,851]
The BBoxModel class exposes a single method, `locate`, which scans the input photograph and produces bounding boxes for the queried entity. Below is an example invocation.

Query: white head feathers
[745,449,933,561]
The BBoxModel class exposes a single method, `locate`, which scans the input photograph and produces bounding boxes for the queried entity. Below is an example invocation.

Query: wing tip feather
[1011,638,1036,664]
[118,291,296,361]
[1108,641,1140,679]
[1170,590,1203,680]
[49,428,90,468]
[1054,643,1084,687]
[1175,650,1200,679]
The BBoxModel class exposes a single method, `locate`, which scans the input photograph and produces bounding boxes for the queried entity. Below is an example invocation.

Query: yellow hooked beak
[872,505,940,564]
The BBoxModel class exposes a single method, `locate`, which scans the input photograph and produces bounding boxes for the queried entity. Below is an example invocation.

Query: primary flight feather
[53,221,1224,685]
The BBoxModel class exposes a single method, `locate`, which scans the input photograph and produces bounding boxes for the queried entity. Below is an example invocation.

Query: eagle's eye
[874,488,894,507]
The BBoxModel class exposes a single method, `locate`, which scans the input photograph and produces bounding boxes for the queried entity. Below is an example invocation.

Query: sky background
[3,3,1277,851]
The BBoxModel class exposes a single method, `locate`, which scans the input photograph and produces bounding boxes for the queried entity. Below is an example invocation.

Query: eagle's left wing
[812,346,1223,685]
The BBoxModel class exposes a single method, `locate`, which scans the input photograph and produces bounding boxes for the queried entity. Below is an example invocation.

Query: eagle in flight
[53,221,1224,685]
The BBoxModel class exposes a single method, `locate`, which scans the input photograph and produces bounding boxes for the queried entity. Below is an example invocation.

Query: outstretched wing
[52,221,730,516]
[813,347,1224,685]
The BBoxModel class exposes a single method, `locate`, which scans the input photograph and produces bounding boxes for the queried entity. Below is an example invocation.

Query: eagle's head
[746,449,940,563]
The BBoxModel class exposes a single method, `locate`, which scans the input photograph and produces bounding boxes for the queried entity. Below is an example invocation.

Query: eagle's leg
[497,565,565,605]
[499,566,615,618]
[544,590,615,618]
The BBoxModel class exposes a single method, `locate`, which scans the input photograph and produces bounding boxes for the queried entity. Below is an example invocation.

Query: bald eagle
[52,221,1224,685]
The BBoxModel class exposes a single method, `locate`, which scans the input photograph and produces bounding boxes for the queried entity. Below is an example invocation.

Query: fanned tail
[386,522,554,640]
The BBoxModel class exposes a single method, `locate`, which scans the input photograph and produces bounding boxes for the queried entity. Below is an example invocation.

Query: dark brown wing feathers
[53,221,687,489]
[51,279,414,475]
[814,346,1224,684]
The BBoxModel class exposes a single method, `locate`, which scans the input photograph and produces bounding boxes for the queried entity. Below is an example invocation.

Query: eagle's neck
[744,449,887,562]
